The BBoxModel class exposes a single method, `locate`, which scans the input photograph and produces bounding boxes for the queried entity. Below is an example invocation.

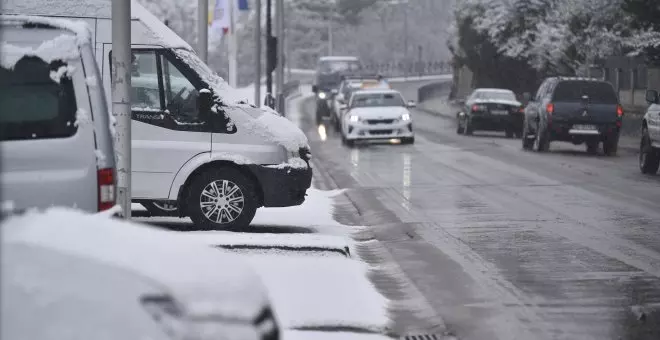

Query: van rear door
[0,52,98,212]
[551,81,620,124]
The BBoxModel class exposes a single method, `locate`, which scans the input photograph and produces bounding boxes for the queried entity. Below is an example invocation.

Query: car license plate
[491,110,508,115]
[572,124,597,131]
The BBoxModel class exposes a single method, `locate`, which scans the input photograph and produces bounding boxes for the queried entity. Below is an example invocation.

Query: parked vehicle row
[1,0,313,230]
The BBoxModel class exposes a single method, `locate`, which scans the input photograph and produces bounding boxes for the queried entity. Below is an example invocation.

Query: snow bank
[235,253,392,333]
[2,207,269,320]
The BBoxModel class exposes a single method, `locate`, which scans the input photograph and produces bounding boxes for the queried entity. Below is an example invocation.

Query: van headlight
[401,113,411,121]
[318,92,327,99]
[349,115,360,122]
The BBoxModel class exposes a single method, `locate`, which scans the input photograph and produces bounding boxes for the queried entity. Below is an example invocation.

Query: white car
[340,89,416,146]
[1,208,280,340]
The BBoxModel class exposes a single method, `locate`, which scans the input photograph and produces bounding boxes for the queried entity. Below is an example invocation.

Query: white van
[0,15,116,214]
[4,0,313,230]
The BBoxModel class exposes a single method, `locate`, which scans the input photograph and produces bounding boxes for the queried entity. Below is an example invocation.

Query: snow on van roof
[0,15,91,70]
[1,0,192,50]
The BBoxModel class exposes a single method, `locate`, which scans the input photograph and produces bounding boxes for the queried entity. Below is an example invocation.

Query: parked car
[1,207,280,340]
[4,0,313,230]
[0,15,116,214]
[456,88,524,138]
[340,89,416,146]
[522,77,623,155]
[312,56,362,123]
[640,89,660,174]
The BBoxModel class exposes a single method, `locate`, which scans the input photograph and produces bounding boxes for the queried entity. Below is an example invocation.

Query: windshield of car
[318,60,361,74]
[552,81,618,104]
[0,57,78,142]
[351,92,405,107]
[476,91,516,101]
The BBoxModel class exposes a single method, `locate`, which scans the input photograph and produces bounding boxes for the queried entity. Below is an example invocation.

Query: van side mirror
[312,85,318,93]
[407,100,416,108]
[197,89,213,116]
[646,89,659,104]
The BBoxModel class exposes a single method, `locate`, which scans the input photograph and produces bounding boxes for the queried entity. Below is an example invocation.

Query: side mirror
[312,85,318,93]
[522,92,532,102]
[646,89,659,104]
[407,100,416,108]
[197,89,213,116]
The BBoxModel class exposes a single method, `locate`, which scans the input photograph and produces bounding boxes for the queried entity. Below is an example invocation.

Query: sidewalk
[418,97,641,152]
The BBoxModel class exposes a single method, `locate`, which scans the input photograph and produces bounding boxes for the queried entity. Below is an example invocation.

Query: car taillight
[97,168,115,211]
[546,103,554,114]
[471,104,479,112]
[518,106,525,113]
[616,105,624,117]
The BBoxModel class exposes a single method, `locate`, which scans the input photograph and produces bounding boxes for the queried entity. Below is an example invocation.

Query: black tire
[465,119,474,136]
[586,141,599,155]
[345,138,355,147]
[505,129,514,138]
[522,123,534,150]
[534,122,550,152]
[187,167,259,230]
[640,128,660,174]
[142,201,178,217]
[603,135,618,156]
[456,119,465,134]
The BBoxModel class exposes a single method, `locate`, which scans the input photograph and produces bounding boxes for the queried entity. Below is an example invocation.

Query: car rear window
[552,81,618,104]
[0,57,78,142]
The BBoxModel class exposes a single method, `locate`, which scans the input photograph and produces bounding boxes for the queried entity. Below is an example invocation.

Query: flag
[237,0,249,11]
[209,0,230,35]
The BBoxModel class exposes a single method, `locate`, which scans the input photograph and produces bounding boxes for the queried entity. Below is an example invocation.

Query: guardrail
[363,61,452,78]
[417,81,453,103]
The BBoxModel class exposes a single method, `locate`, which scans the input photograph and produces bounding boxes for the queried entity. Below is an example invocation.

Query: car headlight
[318,92,327,99]
[349,115,360,122]
[401,113,411,121]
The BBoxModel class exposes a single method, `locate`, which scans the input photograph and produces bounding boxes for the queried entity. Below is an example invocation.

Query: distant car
[640,89,660,174]
[340,89,416,146]
[456,88,524,138]
[0,15,116,214]
[522,77,623,155]
[312,56,362,122]
[331,75,385,130]
[1,207,280,340]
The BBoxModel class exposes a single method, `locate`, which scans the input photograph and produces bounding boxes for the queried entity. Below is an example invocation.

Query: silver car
[0,15,116,213]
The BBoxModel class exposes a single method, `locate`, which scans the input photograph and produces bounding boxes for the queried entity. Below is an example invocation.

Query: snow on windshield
[1,35,81,70]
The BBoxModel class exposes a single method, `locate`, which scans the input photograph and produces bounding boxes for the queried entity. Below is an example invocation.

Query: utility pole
[254,0,262,105]
[328,17,333,56]
[198,0,208,62]
[403,1,408,79]
[265,0,273,102]
[275,0,285,113]
[111,0,131,218]
[228,0,238,87]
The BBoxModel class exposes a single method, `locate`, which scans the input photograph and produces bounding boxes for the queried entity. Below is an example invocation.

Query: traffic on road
[2,1,660,340]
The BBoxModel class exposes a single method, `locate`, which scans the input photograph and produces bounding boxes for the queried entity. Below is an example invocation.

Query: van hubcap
[200,180,244,224]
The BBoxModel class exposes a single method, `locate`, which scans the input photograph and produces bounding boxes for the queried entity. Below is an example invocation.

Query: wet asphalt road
[298,88,660,340]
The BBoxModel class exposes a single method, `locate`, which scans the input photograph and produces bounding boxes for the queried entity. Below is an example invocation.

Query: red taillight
[518,106,525,113]
[546,103,554,114]
[97,168,115,211]
[616,105,624,117]
[471,104,479,112]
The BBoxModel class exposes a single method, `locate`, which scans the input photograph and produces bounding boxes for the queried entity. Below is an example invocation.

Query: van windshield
[0,57,78,141]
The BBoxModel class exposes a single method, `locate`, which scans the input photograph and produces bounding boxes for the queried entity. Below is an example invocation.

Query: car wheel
[142,201,178,217]
[534,122,550,152]
[402,137,415,145]
[522,123,534,150]
[603,135,618,156]
[640,128,660,174]
[586,141,599,155]
[456,118,465,134]
[345,138,355,147]
[465,118,474,136]
[187,167,258,231]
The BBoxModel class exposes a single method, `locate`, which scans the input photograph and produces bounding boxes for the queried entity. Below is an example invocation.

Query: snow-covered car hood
[473,99,522,107]
[348,106,409,120]
[2,207,271,321]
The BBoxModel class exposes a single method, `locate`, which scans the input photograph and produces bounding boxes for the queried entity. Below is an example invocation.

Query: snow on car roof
[0,15,91,70]
[1,0,192,50]
[475,88,514,93]
[2,207,269,320]
[352,88,400,95]
[320,56,359,61]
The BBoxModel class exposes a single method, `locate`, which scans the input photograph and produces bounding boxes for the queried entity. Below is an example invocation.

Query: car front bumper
[344,120,414,140]
[469,113,523,130]
[249,163,313,208]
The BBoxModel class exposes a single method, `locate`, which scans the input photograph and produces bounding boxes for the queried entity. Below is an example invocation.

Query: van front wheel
[187,168,258,230]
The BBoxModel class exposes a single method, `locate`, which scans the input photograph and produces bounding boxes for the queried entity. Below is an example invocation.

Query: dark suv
[522,77,623,155]
[312,56,361,122]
